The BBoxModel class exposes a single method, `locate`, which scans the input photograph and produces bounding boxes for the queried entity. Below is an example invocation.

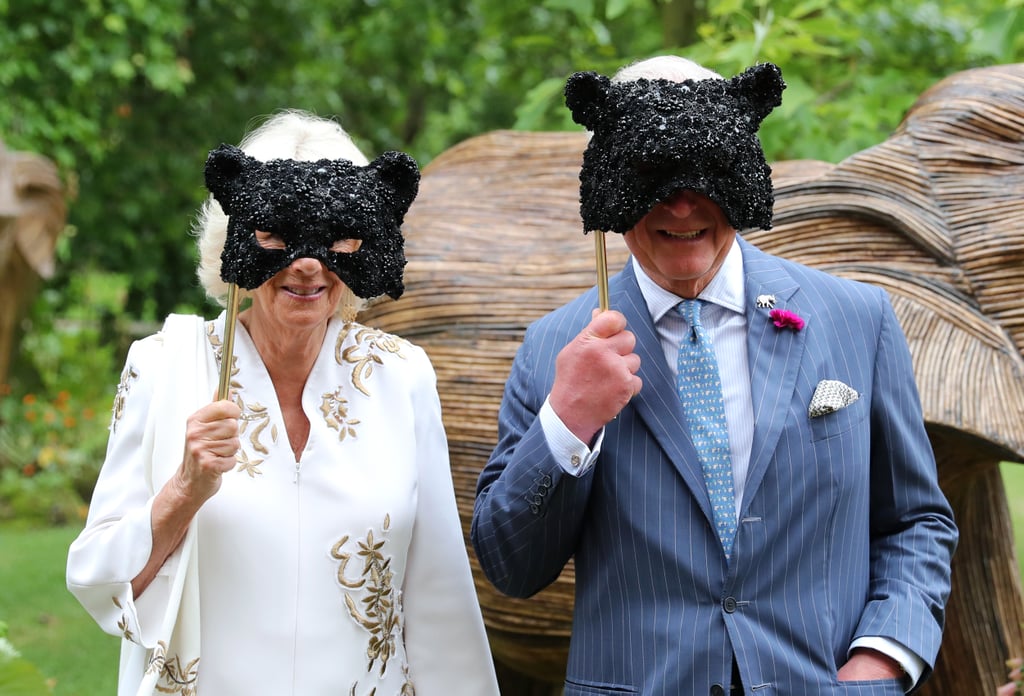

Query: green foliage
[0,621,53,696]
[285,0,661,164]
[688,0,1022,161]
[509,0,1024,162]
[0,271,127,525]
[0,0,193,171]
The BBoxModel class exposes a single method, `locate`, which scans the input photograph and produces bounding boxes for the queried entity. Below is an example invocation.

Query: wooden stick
[217,282,241,400]
[594,231,609,311]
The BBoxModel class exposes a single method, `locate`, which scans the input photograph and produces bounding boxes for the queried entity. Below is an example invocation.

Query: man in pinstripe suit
[471,56,957,695]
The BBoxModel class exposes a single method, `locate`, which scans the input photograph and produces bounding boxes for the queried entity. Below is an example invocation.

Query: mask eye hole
[255,230,286,249]
[330,238,362,254]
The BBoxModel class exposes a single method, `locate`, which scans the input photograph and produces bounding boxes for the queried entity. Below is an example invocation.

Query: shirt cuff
[539,396,602,476]
[849,636,925,692]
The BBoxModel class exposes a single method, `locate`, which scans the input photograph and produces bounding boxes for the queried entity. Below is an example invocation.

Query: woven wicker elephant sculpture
[0,140,65,384]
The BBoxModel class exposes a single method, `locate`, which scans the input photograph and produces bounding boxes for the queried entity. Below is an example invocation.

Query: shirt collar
[631,235,746,323]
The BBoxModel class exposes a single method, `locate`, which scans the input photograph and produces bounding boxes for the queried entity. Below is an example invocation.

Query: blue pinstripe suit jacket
[472,238,957,695]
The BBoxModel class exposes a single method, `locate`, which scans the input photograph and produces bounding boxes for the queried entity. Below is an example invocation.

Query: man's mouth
[284,286,325,297]
[659,228,706,240]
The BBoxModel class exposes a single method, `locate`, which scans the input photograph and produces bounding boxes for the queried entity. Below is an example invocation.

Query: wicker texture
[0,141,65,385]
[360,64,1024,693]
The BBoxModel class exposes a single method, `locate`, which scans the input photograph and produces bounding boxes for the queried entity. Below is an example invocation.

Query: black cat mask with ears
[204,144,420,300]
[564,62,785,234]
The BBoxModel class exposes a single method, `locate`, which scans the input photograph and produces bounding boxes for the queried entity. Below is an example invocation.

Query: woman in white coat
[67,110,500,696]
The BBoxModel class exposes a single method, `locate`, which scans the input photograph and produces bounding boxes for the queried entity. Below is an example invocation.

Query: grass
[1003,462,1024,577]
[0,524,118,695]
[2,465,1024,695]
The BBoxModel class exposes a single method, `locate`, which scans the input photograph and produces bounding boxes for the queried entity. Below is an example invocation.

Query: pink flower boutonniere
[769,308,805,331]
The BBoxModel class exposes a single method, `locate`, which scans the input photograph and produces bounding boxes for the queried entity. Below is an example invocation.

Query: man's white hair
[612,55,722,84]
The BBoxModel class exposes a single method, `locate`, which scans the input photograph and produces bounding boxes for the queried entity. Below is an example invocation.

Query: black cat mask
[564,62,785,234]
[204,144,420,299]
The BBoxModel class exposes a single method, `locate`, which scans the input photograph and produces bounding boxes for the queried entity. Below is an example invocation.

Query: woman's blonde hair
[194,110,369,318]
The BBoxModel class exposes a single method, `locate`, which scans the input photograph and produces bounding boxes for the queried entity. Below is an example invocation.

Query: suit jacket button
[723,596,737,613]
[710,685,726,696]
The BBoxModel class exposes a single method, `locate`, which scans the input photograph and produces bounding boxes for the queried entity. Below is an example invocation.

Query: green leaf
[605,0,632,20]
[970,7,1024,61]
[544,0,594,22]
[110,58,135,81]
[790,0,833,19]
[102,13,126,34]
[513,76,571,130]
[711,0,746,17]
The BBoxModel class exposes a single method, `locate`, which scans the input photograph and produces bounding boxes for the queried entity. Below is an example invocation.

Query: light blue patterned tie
[677,299,737,560]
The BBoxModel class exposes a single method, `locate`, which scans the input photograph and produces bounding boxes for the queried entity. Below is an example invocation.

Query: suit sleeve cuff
[850,636,924,692]
[539,396,602,476]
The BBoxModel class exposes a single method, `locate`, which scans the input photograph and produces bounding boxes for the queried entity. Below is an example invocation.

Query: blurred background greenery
[0,0,1022,692]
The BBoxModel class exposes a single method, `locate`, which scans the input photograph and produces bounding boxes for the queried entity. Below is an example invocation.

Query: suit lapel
[612,262,715,524]
[737,239,807,515]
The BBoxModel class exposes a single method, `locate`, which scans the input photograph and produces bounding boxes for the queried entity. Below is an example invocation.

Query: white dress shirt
[630,240,753,515]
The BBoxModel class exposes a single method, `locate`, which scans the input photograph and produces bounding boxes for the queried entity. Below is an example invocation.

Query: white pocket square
[808,379,860,418]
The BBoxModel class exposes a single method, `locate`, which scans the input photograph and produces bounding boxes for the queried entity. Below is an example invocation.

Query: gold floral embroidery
[234,394,278,454]
[401,665,416,695]
[235,449,264,477]
[146,640,199,695]
[206,321,240,390]
[335,324,408,397]
[110,365,138,431]
[347,683,414,696]
[157,656,200,695]
[112,596,134,641]
[332,515,404,677]
[347,666,415,695]
[145,641,166,675]
[320,388,361,441]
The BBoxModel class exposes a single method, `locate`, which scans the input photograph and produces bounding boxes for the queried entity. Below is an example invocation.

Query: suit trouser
[730,658,743,694]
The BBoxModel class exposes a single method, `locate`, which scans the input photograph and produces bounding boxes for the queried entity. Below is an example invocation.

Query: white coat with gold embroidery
[67,313,499,696]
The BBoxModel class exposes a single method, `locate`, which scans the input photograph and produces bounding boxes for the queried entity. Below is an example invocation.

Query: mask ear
[731,62,786,128]
[564,71,612,131]
[204,144,251,214]
[371,151,421,216]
